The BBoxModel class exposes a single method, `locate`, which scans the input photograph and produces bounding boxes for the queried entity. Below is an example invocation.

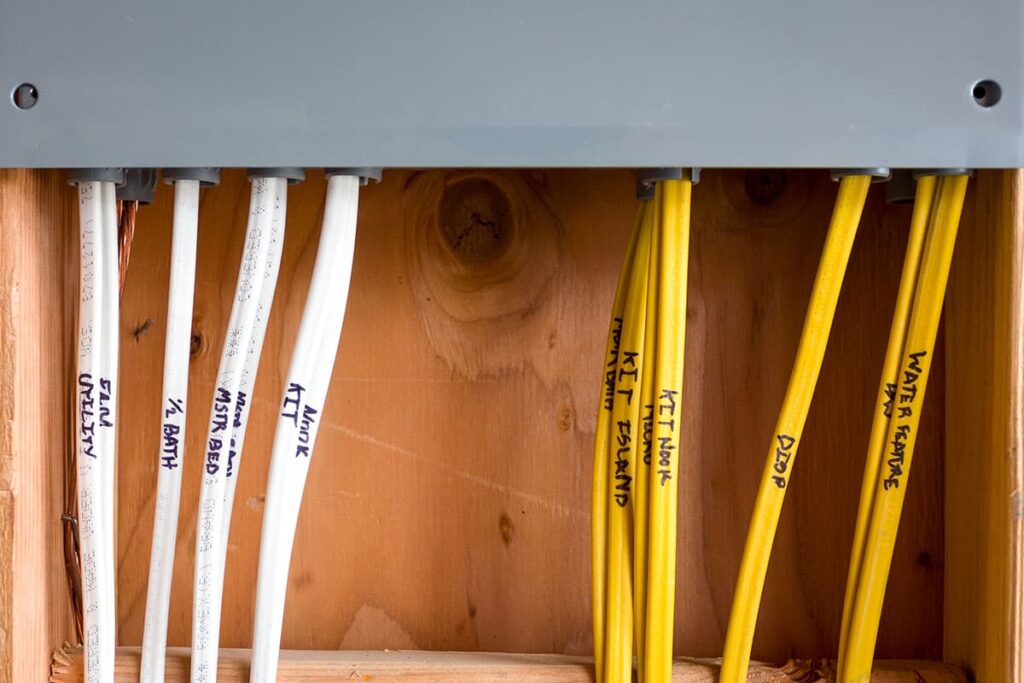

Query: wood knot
[439,179,513,266]
[403,170,562,379]
[557,406,573,432]
[499,513,514,545]
[701,169,813,232]
[190,329,205,358]
[744,170,788,206]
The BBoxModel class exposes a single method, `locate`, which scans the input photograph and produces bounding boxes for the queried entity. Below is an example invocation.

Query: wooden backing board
[944,169,1024,681]
[49,646,967,683]
[2,169,1019,681]
[112,169,945,660]
[0,170,76,682]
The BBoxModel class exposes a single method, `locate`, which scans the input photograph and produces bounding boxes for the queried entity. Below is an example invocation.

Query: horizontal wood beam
[50,646,966,682]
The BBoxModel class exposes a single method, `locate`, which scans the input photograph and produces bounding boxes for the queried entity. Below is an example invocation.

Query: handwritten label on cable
[205,387,232,475]
[641,402,654,467]
[78,373,114,458]
[882,382,897,418]
[161,398,184,470]
[281,382,319,458]
[603,317,624,412]
[79,374,98,459]
[883,350,927,491]
[771,434,796,489]
[612,350,641,506]
[656,388,679,486]
[225,391,247,478]
[98,378,113,428]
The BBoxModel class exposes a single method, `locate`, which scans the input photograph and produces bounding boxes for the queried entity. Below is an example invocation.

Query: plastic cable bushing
[67,168,125,186]
[830,167,891,182]
[163,167,221,187]
[325,167,383,185]
[637,168,701,192]
[885,170,916,205]
[247,167,305,184]
[116,168,158,204]
[913,168,974,178]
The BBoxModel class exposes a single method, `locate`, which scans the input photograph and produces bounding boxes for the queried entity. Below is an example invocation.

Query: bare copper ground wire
[118,199,139,293]
[63,198,139,640]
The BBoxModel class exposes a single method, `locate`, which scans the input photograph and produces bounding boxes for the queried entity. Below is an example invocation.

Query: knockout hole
[972,79,1001,108]
[11,83,38,110]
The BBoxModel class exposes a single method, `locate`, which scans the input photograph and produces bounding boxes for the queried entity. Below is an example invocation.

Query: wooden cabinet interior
[0,168,1019,681]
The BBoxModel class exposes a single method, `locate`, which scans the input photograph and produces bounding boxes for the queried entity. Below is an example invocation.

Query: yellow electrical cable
[836,175,936,669]
[643,178,692,683]
[840,174,968,683]
[720,174,872,683]
[633,200,660,682]
[592,203,646,683]
[605,201,655,683]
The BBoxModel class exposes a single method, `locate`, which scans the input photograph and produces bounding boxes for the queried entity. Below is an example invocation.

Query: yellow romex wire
[720,174,871,682]
[840,174,968,683]
[643,178,692,683]
[592,203,646,683]
[605,201,654,683]
[633,200,660,681]
[837,175,936,670]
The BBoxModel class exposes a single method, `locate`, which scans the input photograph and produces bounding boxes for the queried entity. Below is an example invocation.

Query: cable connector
[163,168,221,187]
[637,167,700,199]
[913,168,974,178]
[67,168,125,186]
[325,167,383,185]
[116,168,158,205]
[830,168,891,183]
[247,168,305,184]
[885,170,916,205]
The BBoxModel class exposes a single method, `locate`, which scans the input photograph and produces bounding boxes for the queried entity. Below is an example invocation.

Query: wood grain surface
[108,169,946,662]
[0,170,76,682]
[944,169,1024,681]
[50,645,967,683]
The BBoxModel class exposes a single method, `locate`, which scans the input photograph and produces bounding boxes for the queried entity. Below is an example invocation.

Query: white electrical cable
[100,180,120,683]
[249,174,362,683]
[190,176,289,683]
[75,179,118,683]
[217,180,287,573]
[140,179,200,683]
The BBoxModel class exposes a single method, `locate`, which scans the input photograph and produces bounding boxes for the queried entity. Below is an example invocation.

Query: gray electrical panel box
[1,1,1022,168]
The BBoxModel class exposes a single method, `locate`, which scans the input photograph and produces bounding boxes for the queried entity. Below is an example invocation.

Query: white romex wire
[249,174,361,682]
[218,182,287,575]
[140,179,200,683]
[76,180,117,683]
[100,180,119,648]
[190,177,288,683]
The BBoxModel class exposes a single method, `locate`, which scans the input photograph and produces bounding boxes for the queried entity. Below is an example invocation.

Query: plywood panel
[944,169,1024,681]
[50,646,967,683]
[110,169,945,662]
[0,170,77,682]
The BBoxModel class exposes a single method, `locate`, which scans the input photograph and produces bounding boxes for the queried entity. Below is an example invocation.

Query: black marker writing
[641,403,654,466]
[656,388,679,485]
[206,387,231,475]
[98,378,113,428]
[882,382,896,418]
[616,351,639,406]
[161,397,184,470]
[281,382,319,458]
[225,391,247,478]
[78,373,98,459]
[771,434,796,489]
[613,419,632,506]
[884,350,928,490]
[603,318,623,411]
